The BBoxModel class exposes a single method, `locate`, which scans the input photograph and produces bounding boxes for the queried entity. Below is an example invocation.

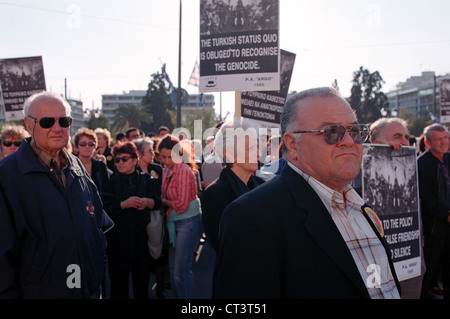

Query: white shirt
[288,162,400,299]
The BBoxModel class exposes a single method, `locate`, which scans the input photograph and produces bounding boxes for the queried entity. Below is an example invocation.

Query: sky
[1,0,450,123]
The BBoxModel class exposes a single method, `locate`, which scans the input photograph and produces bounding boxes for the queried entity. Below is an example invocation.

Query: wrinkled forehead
[30,96,71,116]
[296,96,356,128]
[385,123,409,135]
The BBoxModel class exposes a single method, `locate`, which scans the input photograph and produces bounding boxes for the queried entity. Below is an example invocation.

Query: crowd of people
[0,88,449,300]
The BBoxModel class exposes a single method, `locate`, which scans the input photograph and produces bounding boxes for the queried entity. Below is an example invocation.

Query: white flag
[187,61,200,87]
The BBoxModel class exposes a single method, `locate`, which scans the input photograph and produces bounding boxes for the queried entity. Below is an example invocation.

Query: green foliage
[112,103,150,132]
[183,108,216,145]
[398,107,432,137]
[331,79,339,91]
[142,67,174,133]
[350,66,390,124]
[85,114,110,131]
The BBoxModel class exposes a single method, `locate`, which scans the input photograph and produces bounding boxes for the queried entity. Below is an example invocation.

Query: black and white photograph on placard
[440,78,450,123]
[200,0,278,35]
[361,144,421,281]
[0,56,46,121]
[362,145,418,216]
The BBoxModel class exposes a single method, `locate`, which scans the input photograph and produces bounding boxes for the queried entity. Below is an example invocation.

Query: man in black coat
[214,87,401,299]
[417,123,450,299]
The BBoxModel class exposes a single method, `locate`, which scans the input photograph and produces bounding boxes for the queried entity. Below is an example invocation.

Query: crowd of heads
[1,89,450,173]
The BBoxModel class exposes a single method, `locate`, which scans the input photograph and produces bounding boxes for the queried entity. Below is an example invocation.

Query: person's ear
[24,117,33,135]
[283,133,298,160]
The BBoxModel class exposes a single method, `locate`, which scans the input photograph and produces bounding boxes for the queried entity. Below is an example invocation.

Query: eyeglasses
[78,141,96,147]
[292,124,369,145]
[114,155,134,163]
[28,116,72,129]
[2,140,22,147]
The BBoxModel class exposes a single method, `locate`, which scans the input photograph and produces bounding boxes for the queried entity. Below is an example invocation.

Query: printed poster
[199,0,280,92]
[362,144,422,281]
[0,56,46,121]
[239,49,295,129]
[440,77,450,123]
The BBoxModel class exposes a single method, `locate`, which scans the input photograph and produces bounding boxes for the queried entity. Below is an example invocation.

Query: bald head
[23,91,72,158]
[23,91,71,118]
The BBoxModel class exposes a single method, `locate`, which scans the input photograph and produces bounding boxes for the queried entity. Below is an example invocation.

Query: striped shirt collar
[30,138,68,170]
[288,162,400,299]
[29,138,69,189]
[287,161,365,212]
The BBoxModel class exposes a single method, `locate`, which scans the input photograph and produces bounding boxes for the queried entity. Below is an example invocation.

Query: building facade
[67,98,85,136]
[179,93,215,123]
[101,90,215,125]
[101,90,147,124]
[386,71,449,121]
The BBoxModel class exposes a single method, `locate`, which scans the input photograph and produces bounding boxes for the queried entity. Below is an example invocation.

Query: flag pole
[177,0,182,127]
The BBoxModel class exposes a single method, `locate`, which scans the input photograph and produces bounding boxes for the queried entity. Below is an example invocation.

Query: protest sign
[238,49,295,129]
[362,144,421,281]
[0,56,46,121]
[199,0,279,92]
[439,77,450,123]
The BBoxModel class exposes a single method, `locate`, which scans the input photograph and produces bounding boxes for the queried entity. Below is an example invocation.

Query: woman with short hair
[73,127,109,192]
[1,125,29,158]
[101,141,162,299]
[201,117,265,252]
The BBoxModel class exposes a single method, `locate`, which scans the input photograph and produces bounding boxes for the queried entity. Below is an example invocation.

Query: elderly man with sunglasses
[0,91,113,298]
[214,87,401,299]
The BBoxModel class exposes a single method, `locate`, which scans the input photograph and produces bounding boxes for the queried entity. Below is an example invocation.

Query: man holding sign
[369,117,425,299]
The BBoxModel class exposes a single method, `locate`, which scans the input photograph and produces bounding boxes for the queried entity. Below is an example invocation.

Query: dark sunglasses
[78,141,96,147]
[28,116,72,129]
[2,140,22,147]
[292,124,369,145]
[114,155,134,163]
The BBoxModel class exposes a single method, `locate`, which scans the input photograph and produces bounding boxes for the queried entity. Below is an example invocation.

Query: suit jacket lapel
[281,164,370,298]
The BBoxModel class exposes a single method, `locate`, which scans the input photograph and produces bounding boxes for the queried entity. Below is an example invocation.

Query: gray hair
[214,116,258,166]
[133,137,155,154]
[369,117,408,143]
[280,87,342,155]
[23,91,71,117]
[1,124,30,140]
[423,123,448,141]
[94,127,112,145]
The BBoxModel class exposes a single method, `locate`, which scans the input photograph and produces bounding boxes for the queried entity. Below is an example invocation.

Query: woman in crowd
[134,137,163,186]
[73,127,109,193]
[101,142,162,299]
[133,137,167,298]
[202,117,265,252]
[1,124,29,159]
[180,139,204,201]
[158,134,203,299]
[94,127,115,172]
